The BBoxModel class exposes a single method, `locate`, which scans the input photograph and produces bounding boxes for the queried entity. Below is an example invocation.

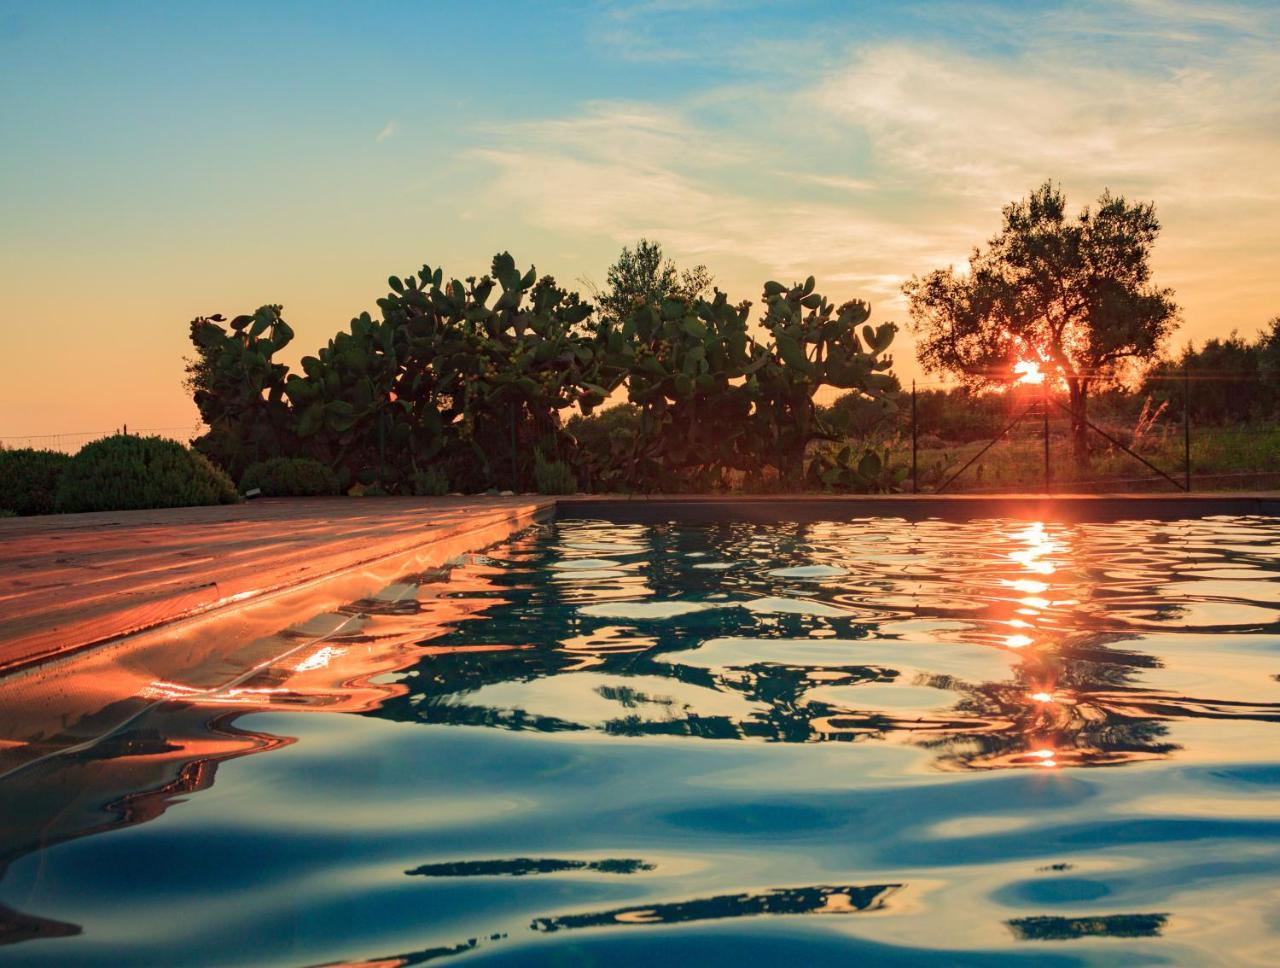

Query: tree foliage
[1143,317,1280,424]
[905,180,1178,464]
[595,239,712,322]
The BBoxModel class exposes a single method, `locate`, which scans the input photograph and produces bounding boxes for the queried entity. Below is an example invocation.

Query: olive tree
[904,181,1178,466]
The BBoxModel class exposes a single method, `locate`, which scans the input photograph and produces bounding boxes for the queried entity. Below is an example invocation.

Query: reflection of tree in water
[371,522,901,742]
[342,881,902,967]
[1007,912,1168,940]
[406,857,653,877]
[531,881,901,932]
[372,626,1201,767]
[366,518,1280,771]
[912,629,1177,770]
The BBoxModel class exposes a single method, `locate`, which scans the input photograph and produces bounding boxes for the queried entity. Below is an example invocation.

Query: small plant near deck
[805,443,907,493]
[56,435,237,513]
[413,466,450,497]
[240,458,340,497]
[533,451,577,495]
[0,448,71,516]
[566,403,641,492]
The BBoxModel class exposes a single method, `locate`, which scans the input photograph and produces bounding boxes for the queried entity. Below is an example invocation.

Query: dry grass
[884,422,1280,492]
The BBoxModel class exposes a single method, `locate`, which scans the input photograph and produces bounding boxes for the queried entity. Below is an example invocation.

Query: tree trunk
[1067,377,1089,471]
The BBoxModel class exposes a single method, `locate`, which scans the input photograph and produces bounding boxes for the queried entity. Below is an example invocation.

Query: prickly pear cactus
[755,276,898,483]
[188,259,901,494]
[281,252,612,491]
[187,305,295,480]
[595,290,765,488]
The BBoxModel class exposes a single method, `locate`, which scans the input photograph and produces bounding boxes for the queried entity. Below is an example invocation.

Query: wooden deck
[0,496,553,674]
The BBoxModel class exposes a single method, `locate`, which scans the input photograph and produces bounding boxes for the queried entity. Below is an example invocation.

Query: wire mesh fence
[5,373,1280,495]
[0,426,198,455]
[900,374,1280,494]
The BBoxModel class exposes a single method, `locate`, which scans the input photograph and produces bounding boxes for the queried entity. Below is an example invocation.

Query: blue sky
[2,0,1277,434]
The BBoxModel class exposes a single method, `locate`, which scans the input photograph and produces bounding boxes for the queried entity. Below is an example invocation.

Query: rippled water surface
[3,512,1280,965]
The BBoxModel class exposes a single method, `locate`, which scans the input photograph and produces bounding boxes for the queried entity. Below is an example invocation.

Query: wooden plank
[0,496,553,673]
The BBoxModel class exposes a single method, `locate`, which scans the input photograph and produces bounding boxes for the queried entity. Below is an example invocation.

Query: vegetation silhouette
[587,237,713,323]
[405,858,653,877]
[530,882,902,932]
[186,250,898,494]
[1006,913,1168,941]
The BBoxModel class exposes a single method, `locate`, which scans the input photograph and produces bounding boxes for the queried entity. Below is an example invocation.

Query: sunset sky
[2,0,1277,441]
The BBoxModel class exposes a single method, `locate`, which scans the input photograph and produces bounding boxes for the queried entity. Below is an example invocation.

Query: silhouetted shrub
[534,451,577,495]
[567,404,642,492]
[412,465,450,496]
[56,435,237,513]
[240,457,340,496]
[0,448,71,516]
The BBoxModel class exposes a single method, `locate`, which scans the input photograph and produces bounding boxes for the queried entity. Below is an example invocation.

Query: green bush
[534,451,578,495]
[0,448,71,515]
[56,435,238,513]
[566,404,642,492]
[413,465,450,496]
[240,457,340,496]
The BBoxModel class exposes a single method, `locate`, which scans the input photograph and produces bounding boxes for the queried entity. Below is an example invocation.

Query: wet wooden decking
[0,496,553,674]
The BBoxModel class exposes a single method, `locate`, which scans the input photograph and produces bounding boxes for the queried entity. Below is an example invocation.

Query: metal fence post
[378,410,386,486]
[911,380,918,494]
[1041,381,1050,493]
[1183,367,1191,491]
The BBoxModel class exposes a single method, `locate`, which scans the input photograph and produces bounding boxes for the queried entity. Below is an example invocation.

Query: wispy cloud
[470,1,1280,344]
[586,0,758,63]
[376,120,399,143]
[469,106,966,312]
[813,43,1280,206]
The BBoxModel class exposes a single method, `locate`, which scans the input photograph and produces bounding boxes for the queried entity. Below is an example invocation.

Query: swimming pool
[2,509,1279,965]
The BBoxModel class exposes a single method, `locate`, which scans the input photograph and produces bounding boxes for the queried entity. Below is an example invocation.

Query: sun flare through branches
[1013,360,1045,385]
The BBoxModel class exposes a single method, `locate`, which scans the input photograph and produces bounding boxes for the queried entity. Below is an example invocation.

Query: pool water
[2,513,1280,965]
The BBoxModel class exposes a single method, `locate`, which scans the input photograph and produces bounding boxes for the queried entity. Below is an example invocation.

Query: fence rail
[6,375,1280,496]
[905,371,1280,494]
[0,426,198,455]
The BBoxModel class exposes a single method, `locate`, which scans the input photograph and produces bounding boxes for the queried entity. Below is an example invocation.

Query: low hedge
[240,457,340,496]
[55,435,238,513]
[0,448,72,516]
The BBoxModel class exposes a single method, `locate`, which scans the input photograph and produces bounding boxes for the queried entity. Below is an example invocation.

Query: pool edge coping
[0,498,556,681]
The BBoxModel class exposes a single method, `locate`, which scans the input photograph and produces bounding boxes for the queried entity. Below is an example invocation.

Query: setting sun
[1013,360,1045,385]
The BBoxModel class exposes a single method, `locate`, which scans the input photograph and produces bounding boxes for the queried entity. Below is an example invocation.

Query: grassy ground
[886,422,1280,493]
